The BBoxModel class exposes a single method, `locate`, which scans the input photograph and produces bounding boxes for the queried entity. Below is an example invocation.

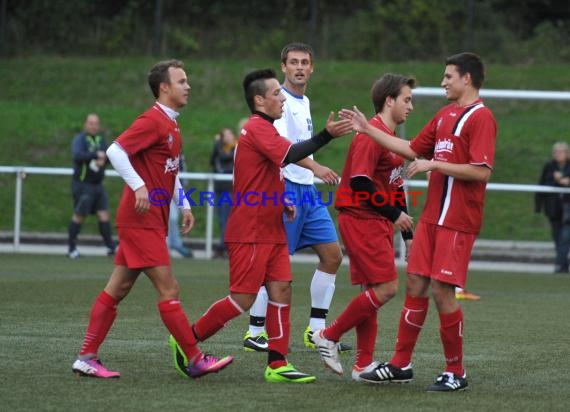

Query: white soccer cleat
[311,329,343,375]
[351,361,380,382]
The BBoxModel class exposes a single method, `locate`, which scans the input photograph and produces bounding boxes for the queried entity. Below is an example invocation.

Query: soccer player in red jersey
[311,74,415,379]
[72,60,233,379]
[342,52,497,392]
[171,68,352,383]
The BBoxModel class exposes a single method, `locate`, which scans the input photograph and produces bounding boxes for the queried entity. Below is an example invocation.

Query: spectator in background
[535,141,570,273]
[68,113,116,259]
[168,152,193,258]
[210,127,237,257]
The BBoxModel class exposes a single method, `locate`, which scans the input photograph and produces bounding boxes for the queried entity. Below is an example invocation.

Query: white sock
[249,285,268,336]
[309,269,336,330]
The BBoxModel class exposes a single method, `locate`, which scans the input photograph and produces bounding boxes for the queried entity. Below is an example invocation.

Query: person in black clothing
[536,141,570,273]
[210,127,237,257]
[68,113,116,258]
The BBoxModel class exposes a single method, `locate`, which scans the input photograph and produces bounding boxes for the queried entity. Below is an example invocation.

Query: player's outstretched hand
[406,158,434,179]
[325,111,353,138]
[339,106,369,133]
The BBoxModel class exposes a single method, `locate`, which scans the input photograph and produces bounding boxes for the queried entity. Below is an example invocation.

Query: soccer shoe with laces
[427,372,468,392]
[304,326,353,353]
[311,329,343,375]
[187,353,234,379]
[72,357,120,378]
[243,330,269,352]
[168,334,233,379]
[351,361,379,382]
[264,363,316,383]
[359,362,413,384]
[455,290,481,301]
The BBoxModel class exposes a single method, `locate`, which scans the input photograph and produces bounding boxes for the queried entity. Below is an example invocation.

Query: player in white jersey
[242,42,352,353]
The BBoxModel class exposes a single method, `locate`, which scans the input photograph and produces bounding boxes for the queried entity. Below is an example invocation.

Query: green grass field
[0,57,568,241]
[1,254,569,411]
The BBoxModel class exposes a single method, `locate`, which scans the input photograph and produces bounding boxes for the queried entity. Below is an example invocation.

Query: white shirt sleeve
[173,175,191,210]
[106,143,145,191]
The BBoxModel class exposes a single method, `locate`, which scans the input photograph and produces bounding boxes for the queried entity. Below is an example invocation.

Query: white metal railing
[3,165,570,261]
[414,87,570,101]
[2,86,569,259]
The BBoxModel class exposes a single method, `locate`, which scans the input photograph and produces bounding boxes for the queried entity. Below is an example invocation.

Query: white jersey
[275,86,314,185]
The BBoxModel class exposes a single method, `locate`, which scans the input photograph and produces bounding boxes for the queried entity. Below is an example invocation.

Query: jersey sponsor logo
[434,138,454,154]
[164,155,179,174]
[389,165,403,185]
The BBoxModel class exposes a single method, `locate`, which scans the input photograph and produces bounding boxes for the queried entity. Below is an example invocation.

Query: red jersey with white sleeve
[224,112,292,243]
[410,99,497,234]
[114,104,182,230]
[335,115,405,220]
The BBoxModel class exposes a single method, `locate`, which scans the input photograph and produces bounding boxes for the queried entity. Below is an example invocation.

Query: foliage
[0,57,568,241]
[2,0,570,62]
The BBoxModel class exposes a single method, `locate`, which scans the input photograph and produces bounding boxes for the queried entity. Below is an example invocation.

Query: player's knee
[430,281,455,308]
[320,248,343,270]
[371,282,398,302]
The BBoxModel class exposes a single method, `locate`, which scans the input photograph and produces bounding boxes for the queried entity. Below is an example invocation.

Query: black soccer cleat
[427,372,468,392]
[359,362,413,384]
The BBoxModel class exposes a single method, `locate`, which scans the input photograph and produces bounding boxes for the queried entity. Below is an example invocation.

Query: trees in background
[2,0,569,62]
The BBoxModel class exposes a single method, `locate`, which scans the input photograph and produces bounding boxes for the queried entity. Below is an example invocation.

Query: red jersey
[410,99,496,234]
[224,113,292,243]
[335,115,405,220]
[114,104,182,230]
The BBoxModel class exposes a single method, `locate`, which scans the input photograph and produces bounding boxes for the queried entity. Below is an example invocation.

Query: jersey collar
[155,102,180,121]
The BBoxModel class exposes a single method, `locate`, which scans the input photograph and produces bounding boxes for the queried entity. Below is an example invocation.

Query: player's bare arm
[407,159,491,182]
[340,106,418,160]
[296,157,339,185]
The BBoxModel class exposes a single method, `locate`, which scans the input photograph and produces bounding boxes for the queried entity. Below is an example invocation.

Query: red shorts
[115,227,170,269]
[339,213,398,286]
[227,243,292,294]
[407,221,476,288]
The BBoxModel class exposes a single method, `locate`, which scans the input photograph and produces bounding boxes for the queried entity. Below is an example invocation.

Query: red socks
[193,296,243,342]
[355,314,378,369]
[266,301,290,367]
[439,308,464,376]
[80,291,118,356]
[158,299,202,363]
[390,294,429,368]
[325,289,382,342]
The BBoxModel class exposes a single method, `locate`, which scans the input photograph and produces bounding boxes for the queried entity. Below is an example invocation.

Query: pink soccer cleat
[72,357,120,379]
[187,354,233,378]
